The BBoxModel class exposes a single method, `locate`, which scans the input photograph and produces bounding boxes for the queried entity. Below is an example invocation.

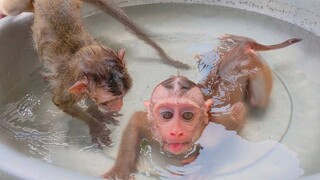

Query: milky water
[0,3,320,178]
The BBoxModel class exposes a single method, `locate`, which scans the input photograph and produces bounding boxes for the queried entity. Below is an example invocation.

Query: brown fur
[32,0,132,146]
[197,34,302,131]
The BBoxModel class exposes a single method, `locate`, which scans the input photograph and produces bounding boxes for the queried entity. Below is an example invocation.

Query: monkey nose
[170,130,184,137]
[108,98,123,112]
[170,128,184,137]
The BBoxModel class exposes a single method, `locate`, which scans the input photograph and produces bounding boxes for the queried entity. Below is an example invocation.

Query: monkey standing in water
[32,0,133,146]
[197,34,302,131]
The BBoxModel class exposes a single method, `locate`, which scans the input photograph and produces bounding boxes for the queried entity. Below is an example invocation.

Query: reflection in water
[0,92,106,163]
[138,123,304,179]
[0,93,67,162]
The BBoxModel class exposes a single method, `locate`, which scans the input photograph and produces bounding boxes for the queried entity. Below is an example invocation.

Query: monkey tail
[94,0,191,70]
[251,38,302,51]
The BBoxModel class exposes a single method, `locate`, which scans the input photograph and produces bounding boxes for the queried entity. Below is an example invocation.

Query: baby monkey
[197,34,302,131]
[103,35,302,178]
[32,0,132,146]
[102,76,214,179]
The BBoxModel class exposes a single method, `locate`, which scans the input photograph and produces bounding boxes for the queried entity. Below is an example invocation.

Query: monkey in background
[0,0,190,69]
[196,34,302,131]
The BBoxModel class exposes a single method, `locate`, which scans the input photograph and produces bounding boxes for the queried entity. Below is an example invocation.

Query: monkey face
[89,87,125,112]
[98,95,124,112]
[150,102,207,155]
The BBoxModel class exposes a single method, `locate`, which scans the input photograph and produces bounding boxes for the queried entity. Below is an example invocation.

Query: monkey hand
[86,105,121,126]
[99,112,121,126]
[101,166,135,180]
[88,121,112,148]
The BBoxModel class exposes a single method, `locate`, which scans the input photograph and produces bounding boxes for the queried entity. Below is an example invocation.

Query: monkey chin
[162,141,192,155]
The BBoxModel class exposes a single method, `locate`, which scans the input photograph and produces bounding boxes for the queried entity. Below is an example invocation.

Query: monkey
[0,0,33,17]
[32,0,132,146]
[101,35,302,178]
[0,0,190,69]
[101,76,248,179]
[196,34,302,131]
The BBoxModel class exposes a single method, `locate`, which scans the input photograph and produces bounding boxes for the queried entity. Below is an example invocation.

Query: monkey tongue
[169,143,184,152]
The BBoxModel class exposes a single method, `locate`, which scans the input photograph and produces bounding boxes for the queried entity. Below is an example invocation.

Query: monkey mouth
[164,142,190,154]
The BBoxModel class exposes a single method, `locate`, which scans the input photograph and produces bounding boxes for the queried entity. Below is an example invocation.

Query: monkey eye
[182,112,194,121]
[160,111,173,120]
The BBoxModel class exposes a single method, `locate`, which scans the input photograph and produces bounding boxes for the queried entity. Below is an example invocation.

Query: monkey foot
[89,122,113,148]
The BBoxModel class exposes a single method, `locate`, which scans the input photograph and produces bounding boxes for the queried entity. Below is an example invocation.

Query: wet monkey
[32,0,132,146]
[196,34,302,131]
[102,34,302,177]
[1,0,191,145]
[102,76,214,179]
[0,0,190,69]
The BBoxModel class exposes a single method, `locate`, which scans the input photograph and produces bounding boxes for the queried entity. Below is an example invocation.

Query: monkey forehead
[150,85,205,107]
[152,99,202,109]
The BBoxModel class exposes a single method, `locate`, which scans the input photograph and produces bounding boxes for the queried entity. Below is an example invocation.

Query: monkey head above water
[144,76,213,154]
[67,47,131,113]
[102,76,213,179]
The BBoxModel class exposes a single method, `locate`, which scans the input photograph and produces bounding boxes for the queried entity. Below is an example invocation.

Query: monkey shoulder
[130,111,149,127]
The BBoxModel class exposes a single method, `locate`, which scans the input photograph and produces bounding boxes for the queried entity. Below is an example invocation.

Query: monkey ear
[68,80,88,96]
[143,101,150,112]
[143,101,150,109]
[204,99,213,124]
[118,48,126,62]
[205,99,213,111]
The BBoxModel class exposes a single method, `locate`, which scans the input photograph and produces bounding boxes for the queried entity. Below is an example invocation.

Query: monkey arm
[86,103,120,126]
[52,93,113,146]
[66,103,114,147]
[102,111,149,179]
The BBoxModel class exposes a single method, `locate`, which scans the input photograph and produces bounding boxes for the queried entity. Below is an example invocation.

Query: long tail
[86,0,191,70]
[251,38,302,51]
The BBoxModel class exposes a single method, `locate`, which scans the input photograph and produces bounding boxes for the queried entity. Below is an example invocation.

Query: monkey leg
[1,0,33,16]
[210,102,247,132]
[247,65,273,108]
